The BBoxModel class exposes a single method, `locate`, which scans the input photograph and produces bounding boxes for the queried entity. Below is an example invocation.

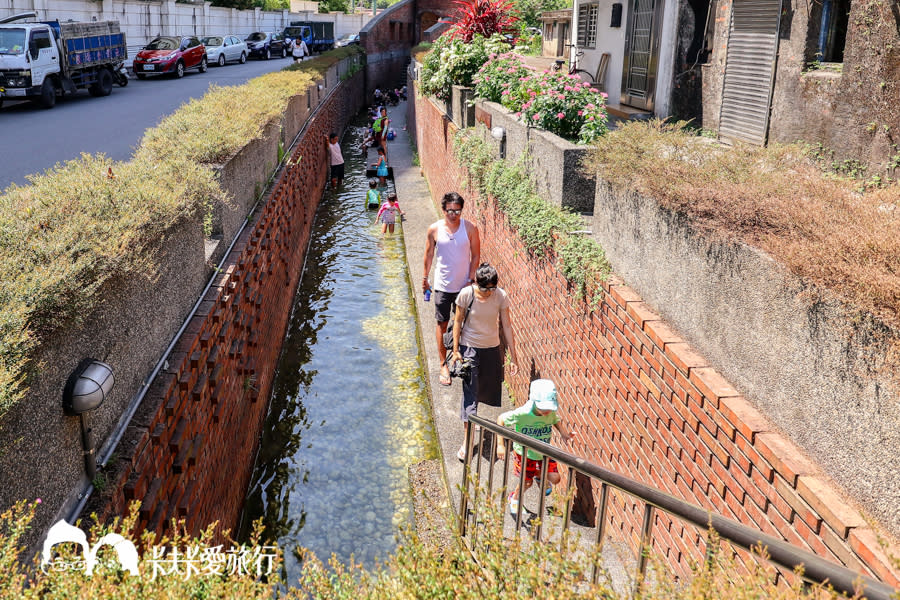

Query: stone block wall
[412,78,900,586]
[97,66,365,540]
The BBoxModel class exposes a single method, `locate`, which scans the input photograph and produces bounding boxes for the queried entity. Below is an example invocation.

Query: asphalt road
[0,56,296,191]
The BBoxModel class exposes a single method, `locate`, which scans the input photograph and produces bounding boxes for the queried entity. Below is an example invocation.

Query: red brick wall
[99,72,365,541]
[413,86,900,586]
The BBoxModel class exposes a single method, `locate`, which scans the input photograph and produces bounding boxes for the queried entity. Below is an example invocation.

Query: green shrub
[420,33,509,101]
[454,129,611,302]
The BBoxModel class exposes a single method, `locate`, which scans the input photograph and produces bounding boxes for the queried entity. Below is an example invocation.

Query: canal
[240,117,438,577]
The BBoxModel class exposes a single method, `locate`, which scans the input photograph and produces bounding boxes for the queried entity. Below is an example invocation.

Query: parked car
[133,36,207,78]
[201,35,248,66]
[334,32,359,48]
[244,32,286,60]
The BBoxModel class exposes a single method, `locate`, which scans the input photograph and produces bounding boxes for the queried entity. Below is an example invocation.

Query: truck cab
[0,23,60,105]
[1,13,126,109]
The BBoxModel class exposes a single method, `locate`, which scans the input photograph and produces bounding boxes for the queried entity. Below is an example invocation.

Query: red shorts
[513,453,558,483]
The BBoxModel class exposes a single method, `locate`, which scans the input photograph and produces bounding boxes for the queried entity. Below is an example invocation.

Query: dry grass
[586,120,900,331]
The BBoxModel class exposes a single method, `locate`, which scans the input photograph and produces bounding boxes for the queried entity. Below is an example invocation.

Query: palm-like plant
[449,0,519,42]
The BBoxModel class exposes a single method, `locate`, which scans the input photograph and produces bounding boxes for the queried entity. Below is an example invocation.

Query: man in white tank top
[423,192,481,386]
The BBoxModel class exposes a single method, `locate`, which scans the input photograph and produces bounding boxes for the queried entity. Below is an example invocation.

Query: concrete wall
[471,98,596,214]
[97,61,365,540]
[412,74,900,585]
[702,0,900,171]
[590,182,900,547]
[1,0,369,65]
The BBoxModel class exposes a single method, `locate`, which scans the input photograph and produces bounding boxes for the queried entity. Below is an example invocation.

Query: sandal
[439,371,452,386]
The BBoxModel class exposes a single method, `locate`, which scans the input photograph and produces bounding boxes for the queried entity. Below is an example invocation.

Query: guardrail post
[458,421,474,538]
[634,503,655,597]
[591,482,609,585]
[534,456,550,541]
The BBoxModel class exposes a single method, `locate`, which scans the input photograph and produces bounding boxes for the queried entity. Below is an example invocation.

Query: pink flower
[484,75,490,81]
[533,113,541,120]
[587,115,594,121]
[585,103,595,110]
[590,88,599,93]
[578,110,583,116]
[515,112,522,118]
[601,92,609,98]
[556,112,565,119]
[522,101,532,109]
[564,85,573,91]
[501,89,509,95]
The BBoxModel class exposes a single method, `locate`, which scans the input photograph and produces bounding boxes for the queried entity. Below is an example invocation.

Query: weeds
[585,120,900,330]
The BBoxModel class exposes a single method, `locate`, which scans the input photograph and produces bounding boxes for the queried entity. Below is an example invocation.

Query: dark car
[244,32,287,60]
[133,36,207,79]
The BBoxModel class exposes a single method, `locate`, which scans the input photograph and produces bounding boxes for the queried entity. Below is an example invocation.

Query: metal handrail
[462,414,897,600]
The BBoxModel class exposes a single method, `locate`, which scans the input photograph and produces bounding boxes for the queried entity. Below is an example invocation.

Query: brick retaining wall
[412,85,900,585]
[98,70,365,540]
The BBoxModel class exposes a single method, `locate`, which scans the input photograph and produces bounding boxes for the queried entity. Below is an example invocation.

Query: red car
[133,36,207,79]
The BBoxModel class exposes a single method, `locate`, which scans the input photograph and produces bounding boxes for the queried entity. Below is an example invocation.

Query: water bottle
[424,288,431,302]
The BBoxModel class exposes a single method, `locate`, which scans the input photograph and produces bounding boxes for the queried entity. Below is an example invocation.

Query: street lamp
[63,359,114,481]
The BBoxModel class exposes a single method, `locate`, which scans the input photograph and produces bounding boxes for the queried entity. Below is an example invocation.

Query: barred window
[577,3,599,48]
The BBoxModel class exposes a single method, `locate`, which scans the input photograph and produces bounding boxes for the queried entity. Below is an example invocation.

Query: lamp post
[63,359,114,481]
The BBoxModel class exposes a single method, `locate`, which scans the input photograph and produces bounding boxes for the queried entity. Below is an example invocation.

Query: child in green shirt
[496,379,575,517]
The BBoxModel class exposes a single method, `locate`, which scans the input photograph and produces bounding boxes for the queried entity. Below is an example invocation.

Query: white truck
[0,12,128,109]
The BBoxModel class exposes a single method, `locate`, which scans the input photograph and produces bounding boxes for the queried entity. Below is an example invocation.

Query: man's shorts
[330,163,345,181]
[433,290,459,323]
[513,453,558,483]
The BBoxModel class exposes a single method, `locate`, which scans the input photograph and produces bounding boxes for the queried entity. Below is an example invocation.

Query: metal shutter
[717,0,782,145]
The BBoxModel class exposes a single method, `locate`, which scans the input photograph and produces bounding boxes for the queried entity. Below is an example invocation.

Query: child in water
[371,147,389,187]
[365,179,381,210]
[375,193,404,234]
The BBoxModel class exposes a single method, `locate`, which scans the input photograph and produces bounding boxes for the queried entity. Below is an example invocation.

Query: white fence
[1,0,369,63]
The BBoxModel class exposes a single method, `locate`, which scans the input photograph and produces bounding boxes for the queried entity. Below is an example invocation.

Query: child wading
[365,179,381,210]
[376,192,404,234]
[496,379,575,517]
[372,146,389,187]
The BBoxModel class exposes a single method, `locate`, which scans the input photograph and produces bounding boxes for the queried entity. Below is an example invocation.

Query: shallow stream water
[240,117,437,580]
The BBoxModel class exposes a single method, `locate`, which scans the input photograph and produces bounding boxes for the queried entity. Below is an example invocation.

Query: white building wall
[1,0,368,63]
[571,0,678,115]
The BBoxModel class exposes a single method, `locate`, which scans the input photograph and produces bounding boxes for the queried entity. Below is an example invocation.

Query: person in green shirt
[496,379,575,517]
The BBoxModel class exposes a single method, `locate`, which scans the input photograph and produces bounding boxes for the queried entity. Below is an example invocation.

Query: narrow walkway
[386,99,630,591]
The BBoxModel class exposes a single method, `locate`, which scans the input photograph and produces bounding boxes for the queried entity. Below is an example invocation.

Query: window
[811,0,850,63]
[31,29,52,51]
[577,3,599,48]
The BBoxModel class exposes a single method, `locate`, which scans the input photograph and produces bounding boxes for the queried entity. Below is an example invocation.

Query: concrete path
[381,98,631,593]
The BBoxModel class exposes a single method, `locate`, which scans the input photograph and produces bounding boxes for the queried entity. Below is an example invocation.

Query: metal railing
[460,414,897,600]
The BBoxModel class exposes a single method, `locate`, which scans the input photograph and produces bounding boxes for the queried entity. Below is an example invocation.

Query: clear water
[240,118,437,578]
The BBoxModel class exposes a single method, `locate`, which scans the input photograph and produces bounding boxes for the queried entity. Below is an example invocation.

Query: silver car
[201,35,248,66]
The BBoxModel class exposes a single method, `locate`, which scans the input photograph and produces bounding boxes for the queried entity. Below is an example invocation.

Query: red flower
[448,0,518,42]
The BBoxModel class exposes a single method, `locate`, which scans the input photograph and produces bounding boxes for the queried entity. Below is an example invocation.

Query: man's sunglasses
[477,285,497,292]
[445,209,462,215]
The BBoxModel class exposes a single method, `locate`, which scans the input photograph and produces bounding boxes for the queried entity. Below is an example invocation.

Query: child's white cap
[530,379,558,411]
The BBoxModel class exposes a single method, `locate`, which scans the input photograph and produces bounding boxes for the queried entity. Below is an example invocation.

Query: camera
[450,357,475,381]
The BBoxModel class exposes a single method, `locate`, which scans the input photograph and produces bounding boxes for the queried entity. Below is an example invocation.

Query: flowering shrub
[420,33,509,101]
[472,52,535,103]
[449,0,518,42]
[472,54,609,143]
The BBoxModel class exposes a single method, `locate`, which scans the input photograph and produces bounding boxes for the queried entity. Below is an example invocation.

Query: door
[717,0,782,145]
[620,0,664,110]
[28,28,57,86]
